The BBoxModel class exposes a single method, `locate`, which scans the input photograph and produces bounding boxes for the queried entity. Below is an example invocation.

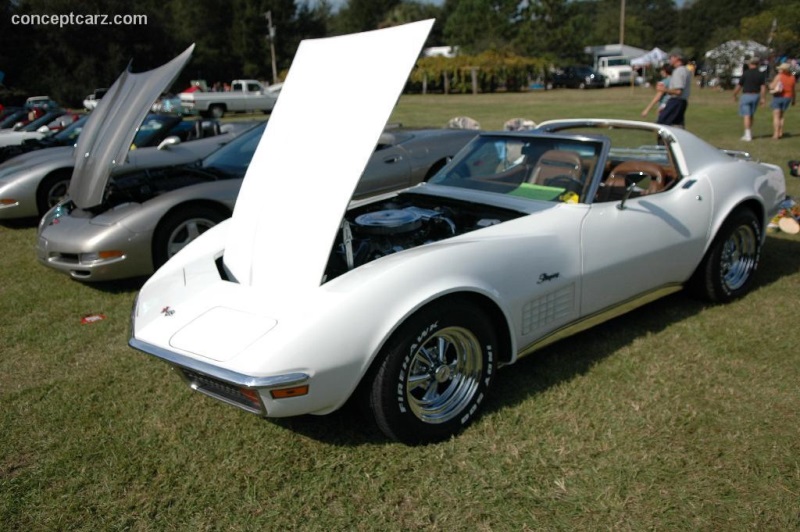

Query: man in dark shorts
[657,49,692,127]
[732,57,766,141]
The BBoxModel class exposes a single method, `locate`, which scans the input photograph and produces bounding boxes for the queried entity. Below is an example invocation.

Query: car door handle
[383,155,402,164]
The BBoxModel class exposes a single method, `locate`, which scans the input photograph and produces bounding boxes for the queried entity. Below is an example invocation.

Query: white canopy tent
[631,47,669,67]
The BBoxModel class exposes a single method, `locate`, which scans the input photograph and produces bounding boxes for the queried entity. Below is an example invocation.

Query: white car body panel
[224,19,435,292]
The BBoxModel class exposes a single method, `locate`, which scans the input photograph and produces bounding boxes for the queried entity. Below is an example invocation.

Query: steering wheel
[544,175,583,194]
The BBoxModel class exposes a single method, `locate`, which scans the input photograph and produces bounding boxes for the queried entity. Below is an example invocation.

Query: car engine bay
[325,192,524,281]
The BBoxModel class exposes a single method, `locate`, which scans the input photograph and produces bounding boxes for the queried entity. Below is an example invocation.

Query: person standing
[770,63,796,140]
[657,49,691,128]
[641,64,673,119]
[732,57,767,141]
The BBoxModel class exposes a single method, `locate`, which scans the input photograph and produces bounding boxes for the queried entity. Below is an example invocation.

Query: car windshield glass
[53,115,88,142]
[0,111,26,129]
[132,115,181,147]
[201,122,266,178]
[22,111,64,131]
[429,134,603,204]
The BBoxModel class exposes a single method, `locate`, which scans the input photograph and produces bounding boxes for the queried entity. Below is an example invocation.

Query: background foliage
[0,0,799,105]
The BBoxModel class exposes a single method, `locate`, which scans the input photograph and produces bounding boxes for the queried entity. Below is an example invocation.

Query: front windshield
[429,134,603,203]
[53,115,88,143]
[0,111,26,129]
[131,114,181,147]
[201,122,266,178]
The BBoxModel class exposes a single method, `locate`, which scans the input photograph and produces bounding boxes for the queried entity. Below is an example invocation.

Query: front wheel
[365,298,497,444]
[152,205,228,269]
[36,171,71,216]
[689,209,761,303]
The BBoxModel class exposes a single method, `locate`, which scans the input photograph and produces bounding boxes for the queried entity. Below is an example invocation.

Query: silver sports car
[128,21,786,445]
[35,46,476,282]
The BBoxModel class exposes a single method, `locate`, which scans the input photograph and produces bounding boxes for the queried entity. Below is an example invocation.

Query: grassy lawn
[2,86,800,530]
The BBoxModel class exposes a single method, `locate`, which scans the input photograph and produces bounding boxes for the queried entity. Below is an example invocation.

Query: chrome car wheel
[719,223,758,292]
[690,209,761,303]
[406,326,483,424]
[366,297,497,444]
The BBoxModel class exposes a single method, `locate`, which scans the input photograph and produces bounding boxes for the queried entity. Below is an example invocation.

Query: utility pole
[264,11,278,84]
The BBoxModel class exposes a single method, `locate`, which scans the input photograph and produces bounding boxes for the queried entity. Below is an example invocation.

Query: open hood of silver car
[223,20,433,292]
[68,45,194,209]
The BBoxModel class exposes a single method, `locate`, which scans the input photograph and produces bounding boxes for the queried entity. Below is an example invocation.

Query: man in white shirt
[657,48,691,128]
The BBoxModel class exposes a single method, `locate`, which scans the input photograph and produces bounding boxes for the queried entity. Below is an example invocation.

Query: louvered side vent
[521,284,576,335]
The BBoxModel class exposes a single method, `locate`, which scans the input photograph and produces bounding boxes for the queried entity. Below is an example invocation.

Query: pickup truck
[179,79,279,118]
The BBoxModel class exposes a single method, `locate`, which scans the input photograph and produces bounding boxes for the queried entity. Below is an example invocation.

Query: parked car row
[0,113,253,219]
[0,108,80,148]
[3,44,476,285]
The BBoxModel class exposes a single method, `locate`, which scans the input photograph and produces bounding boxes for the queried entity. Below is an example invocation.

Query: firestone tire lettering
[365,297,497,444]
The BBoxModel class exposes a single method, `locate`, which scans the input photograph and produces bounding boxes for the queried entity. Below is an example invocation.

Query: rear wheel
[36,171,71,216]
[209,105,225,119]
[689,209,761,303]
[365,298,497,444]
[152,205,228,268]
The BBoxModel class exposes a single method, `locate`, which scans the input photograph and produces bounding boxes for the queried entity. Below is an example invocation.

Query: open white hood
[68,45,194,209]
[223,20,434,292]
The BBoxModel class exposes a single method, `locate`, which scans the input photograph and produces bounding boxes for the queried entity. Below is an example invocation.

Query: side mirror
[157,136,181,150]
[37,125,51,133]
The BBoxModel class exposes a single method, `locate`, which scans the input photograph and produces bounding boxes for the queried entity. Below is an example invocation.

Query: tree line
[1,0,798,107]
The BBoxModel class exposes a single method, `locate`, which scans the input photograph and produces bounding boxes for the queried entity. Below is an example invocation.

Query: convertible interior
[439,129,681,204]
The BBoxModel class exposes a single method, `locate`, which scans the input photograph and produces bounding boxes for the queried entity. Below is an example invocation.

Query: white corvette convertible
[129,21,786,444]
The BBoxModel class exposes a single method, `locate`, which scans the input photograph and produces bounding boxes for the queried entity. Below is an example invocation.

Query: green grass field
[2,86,800,530]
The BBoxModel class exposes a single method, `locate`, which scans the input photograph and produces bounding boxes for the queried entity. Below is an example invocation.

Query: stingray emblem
[161,306,175,317]
[537,272,560,284]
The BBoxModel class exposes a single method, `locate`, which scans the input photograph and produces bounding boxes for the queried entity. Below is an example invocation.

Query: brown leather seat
[528,149,583,187]
[597,160,665,202]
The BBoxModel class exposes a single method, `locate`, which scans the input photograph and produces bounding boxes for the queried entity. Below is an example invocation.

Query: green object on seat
[508,182,565,201]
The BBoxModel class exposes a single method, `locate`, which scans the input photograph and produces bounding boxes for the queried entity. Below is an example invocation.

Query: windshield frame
[131,114,182,148]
